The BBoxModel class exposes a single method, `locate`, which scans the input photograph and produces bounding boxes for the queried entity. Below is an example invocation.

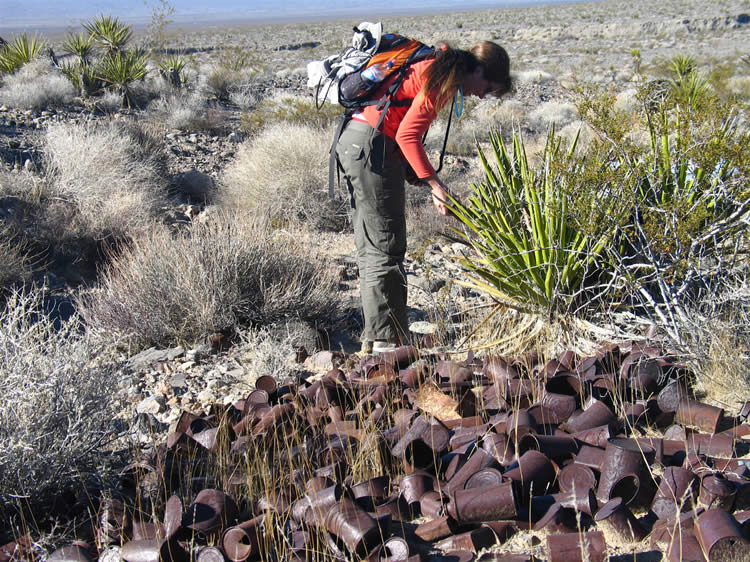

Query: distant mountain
[0,0,575,31]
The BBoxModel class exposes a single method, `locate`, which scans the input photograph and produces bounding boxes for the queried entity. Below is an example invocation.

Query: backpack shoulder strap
[328,111,353,200]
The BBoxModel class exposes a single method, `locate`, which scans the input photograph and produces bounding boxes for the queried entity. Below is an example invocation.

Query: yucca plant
[666,54,710,110]
[448,129,618,315]
[0,34,44,75]
[84,15,133,53]
[62,32,95,64]
[159,54,186,87]
[61,60,103,97]
[96,49,148,107]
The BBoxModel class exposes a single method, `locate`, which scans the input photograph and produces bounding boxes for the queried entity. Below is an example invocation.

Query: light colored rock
[409,321,438,335]
[136,395,165,415]
[304,350,335,372]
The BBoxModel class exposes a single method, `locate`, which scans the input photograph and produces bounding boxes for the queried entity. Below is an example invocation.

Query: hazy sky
[0,0,577,31]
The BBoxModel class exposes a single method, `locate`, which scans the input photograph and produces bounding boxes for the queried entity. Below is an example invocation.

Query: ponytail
[419,43,479,111]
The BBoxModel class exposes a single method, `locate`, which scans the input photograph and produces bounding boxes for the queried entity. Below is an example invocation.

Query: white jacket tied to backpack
[306,22,383,105]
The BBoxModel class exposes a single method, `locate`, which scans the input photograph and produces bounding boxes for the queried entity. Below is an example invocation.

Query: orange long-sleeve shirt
[352,59,443,179]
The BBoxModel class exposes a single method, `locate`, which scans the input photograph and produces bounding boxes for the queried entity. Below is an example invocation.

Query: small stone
[167,396,179,407]
[225,367,245,379]
[196,389,215,403]
[409,321,438,335]
[168,374,188,389]
[136,396,164,415]
[304,350,335,372]
[128,347,172,369]
[98,546,121,562]
[166,346,185,361]
[187,344,212,361]
[178,360,196,371]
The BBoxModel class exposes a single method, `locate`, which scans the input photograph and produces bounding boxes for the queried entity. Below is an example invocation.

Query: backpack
[307,23,454,199]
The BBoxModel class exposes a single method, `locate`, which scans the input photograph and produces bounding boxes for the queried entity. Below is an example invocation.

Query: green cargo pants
[336,119,409,344]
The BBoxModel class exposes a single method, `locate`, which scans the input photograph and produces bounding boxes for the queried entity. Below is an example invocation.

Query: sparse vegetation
[0,59,76,110]
[43,120,169,239]
[77,214,342,349]
[222,121,349,231]
[0,288,122,518]
[0,1,748,556]
[0,34,45,75]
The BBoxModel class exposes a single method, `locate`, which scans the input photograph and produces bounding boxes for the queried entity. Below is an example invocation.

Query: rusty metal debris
[38,341,750,561]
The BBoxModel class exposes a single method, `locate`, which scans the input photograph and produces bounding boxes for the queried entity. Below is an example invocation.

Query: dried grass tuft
[0,288,122,516]
[78,212,343,350]
[221,121,349,231]
[0,60,76,110]
[43,120,169,239]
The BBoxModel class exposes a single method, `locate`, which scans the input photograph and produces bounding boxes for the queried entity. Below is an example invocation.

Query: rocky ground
[1,4,750,555]
[3,0,750,445]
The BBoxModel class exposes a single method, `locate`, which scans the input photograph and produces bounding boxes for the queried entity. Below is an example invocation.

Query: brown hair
[419,41,511,109]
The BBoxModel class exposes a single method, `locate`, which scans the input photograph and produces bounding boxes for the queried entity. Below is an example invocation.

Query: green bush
[77,214,343,350]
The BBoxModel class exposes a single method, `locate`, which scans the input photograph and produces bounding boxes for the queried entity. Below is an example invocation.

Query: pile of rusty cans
[35,342,750,562]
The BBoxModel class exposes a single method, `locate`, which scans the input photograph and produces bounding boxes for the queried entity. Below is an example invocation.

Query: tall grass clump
[78,214,342,350]
[0,59,76,110]
[43,120,169,239]
[0,288,121,518]
[221,121,349,231]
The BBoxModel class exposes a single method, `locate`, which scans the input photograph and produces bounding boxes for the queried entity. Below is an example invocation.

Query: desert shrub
[526,101,578,132]
[83,15,132,54]
[149,90,226,132]
[96,49,149,108]
[0,288,122,515]
[513,69,554,84]
[0,60,76,110]
[44,120,169,239]
[158,54,187,87]
[200,64,257,102]
[449,129,620,315]
[77,214,343,349]
[221,121,349,231]
[240,91,342,133]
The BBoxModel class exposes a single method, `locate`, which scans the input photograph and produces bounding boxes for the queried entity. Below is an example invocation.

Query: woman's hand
[425,175,455,216]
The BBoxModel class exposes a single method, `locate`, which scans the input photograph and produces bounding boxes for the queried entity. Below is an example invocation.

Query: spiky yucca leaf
[96,50,148,107]
[448,129,617,315]
[0,34,45,75]
[61,60,103,97]
[62,33,95,64]
[159,54,186,87]
[84,15,132,53]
